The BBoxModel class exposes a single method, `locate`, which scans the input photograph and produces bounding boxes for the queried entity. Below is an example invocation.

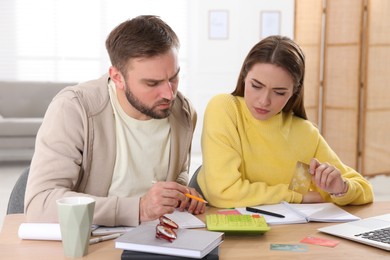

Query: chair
[188,165,204,198]
[7,167,29,214]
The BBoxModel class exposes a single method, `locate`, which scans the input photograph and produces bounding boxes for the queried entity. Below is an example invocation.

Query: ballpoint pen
[246,207,285,218]
[89,233,122,245]
[185,193,208,204]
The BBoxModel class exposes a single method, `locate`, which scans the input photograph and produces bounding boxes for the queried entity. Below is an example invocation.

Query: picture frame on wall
[209,10,229,40]
[260,11,281,39]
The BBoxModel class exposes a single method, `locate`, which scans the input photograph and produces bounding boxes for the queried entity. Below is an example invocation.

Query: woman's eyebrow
[251,78,265,86]
[251,78,290,90]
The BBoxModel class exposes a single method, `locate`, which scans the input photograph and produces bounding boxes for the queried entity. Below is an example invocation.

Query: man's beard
[124,83,174,119]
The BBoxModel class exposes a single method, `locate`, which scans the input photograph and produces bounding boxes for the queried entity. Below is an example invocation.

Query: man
[24,15,205,227]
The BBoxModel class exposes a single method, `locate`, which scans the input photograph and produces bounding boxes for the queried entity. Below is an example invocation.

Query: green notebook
[206,214,270,234]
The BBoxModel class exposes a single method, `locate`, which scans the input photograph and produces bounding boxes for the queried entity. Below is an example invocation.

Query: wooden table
[1,202,390,259]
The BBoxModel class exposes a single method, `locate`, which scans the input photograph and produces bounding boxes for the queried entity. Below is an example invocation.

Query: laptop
[318,214,390,251]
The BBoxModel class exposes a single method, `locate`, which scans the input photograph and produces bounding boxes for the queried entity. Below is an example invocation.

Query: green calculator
[206,214,270,234]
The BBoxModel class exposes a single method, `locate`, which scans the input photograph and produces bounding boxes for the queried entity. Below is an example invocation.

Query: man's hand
[139,182,205,223]
[177,187,206,215]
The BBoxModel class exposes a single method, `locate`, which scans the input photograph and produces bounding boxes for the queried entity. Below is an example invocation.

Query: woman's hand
[309,158,347,195]
[302,191,324,203]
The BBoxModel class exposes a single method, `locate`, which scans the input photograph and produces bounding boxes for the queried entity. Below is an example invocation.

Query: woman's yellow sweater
[197,94,373,208]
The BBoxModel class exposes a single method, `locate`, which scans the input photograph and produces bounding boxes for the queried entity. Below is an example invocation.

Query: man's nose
[161,81,174,100]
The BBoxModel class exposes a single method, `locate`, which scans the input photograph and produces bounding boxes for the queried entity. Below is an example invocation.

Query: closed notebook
[121,247,219,260]
[115,224,224,259]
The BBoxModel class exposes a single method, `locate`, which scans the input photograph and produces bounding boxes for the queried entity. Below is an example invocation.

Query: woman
[197,35,373,208]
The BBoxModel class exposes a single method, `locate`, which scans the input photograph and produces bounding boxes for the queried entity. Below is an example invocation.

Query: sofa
[0,81,75,162]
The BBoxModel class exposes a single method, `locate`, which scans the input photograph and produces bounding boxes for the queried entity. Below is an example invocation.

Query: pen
[89,233,122,245]
[185,193,208,204]
[246,207,285,218]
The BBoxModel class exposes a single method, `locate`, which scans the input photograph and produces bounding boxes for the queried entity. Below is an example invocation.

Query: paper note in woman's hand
[289,161,311,194]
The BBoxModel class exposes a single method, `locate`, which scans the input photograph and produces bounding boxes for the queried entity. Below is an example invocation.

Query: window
[0,0,189,87]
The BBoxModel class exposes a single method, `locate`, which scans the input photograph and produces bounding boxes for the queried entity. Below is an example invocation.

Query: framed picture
[260,11,281,39]
[209,10,229,40]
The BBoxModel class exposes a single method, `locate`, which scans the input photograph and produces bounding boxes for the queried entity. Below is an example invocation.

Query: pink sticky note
[300,236,340,247]
[217,209,241,215]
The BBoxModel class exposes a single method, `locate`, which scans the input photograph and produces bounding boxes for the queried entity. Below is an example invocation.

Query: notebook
[318,214,390,251]
[121,247,219,260]
[206,214,270,234]
[236,202,360,225]
[115,224,224,259]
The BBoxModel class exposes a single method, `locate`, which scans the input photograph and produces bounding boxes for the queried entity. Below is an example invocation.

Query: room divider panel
[295,0,390,176]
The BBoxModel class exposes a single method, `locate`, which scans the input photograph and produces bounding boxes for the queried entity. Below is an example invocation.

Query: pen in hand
[246,207,285,218]
[89,233,122,245]
[185,193,208,204]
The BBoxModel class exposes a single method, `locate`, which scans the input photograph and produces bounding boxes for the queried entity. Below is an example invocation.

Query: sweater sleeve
[312,135,374,205]
[197,95,302,208]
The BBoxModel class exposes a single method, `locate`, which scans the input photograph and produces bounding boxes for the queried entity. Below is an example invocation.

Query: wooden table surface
[1,202,390,259]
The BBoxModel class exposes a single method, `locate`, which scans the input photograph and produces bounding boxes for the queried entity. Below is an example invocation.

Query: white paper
[18,223,62,241]
[143,210,206,228]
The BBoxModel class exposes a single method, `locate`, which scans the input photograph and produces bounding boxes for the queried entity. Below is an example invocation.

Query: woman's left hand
[309,158,347,195]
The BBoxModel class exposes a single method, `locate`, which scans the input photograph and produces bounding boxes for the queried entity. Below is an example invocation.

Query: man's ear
[109,66,125,90]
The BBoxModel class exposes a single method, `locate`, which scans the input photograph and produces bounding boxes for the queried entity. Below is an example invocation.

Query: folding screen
[294,0,323,125]
[362,0,390,176]
[322,0,363,170]
[295,0,390,176]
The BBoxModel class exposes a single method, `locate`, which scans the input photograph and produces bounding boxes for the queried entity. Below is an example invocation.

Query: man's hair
[105,15,180,75]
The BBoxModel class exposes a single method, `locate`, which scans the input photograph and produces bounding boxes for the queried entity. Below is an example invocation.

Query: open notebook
[318,214,390,251]
[237,202,360,225]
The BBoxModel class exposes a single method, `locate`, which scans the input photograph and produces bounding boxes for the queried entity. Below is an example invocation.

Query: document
[115,224,223,259]
[144,210,206,229]
[237,202,360,225]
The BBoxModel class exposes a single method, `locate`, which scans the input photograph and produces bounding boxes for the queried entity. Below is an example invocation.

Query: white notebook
[237,202,360,225]
[115,224,224,259]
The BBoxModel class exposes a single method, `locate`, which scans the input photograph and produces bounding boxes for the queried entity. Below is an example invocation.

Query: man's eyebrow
[142,67,181,84]
[169,67,180,80]
[251,78,290,90]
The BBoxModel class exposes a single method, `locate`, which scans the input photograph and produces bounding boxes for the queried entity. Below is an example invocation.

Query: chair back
[7,167,29,214]
[188,165,205,198]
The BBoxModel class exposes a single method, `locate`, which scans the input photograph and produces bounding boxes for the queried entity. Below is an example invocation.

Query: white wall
[186,0,295,155]
[0,0,294,162]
